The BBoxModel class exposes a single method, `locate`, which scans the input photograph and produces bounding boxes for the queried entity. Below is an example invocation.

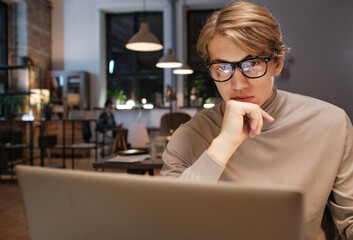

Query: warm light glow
[116,100,136,110]
[30,89,50,105]
[67,94,80,106]
[125,22,163,52]
[126,100,136,107]
[116,105,133,110]
[203,103,215,109]
[142,104,154,109]
[126,42,163,52]
[156,62,182,68]
[156,48,182,68]
[141,98,147,104]
[173,68,194,75]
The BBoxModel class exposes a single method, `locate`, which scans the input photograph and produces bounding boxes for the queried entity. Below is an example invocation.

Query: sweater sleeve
[177,151,225,181]
[327,114,353,239]
[160,106,225,181]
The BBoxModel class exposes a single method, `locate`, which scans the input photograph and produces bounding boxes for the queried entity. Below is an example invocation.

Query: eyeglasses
[207,54,277,82]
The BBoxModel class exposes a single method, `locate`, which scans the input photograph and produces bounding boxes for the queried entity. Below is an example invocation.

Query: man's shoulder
[191,102,224,124]
[278,90,346,119]
[177,103,224,137]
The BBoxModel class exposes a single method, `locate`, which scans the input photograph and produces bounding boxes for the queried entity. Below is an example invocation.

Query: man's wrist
[207,137,240,167]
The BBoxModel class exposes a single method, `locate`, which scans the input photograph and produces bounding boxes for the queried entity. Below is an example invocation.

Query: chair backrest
[81,121,92,143]
[160,111,191,136]
[68,110,100,143]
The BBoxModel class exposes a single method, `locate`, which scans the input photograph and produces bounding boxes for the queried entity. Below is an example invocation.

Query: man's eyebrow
[210,55,253,63]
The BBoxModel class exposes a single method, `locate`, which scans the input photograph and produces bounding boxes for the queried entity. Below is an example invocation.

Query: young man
[161,2,353,239]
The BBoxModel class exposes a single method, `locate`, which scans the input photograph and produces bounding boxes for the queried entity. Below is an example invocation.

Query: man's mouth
[231,96,254,102]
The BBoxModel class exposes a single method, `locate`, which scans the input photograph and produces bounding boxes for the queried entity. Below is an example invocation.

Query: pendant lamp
[125,0,163,52]
[173,63,194,75]
[156,48,182,68]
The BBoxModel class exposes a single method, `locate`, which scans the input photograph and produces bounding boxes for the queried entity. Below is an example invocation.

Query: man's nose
[230,68,248,90]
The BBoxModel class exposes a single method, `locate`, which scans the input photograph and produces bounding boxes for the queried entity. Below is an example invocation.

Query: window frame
[183,8,221,108]
[0,1,7,64]
[0,1,8,92]
[105,11,164,107]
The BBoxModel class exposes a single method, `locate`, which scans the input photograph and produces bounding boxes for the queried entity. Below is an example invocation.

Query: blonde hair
[197,1,289,62]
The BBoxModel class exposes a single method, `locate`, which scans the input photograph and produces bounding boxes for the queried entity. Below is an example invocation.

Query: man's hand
[207,100,274,166]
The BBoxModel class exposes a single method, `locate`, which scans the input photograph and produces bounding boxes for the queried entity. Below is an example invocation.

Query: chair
[65,119,99,169]
[65,111,101,168]
[110,128,128,154]
[95,127,116,158]
[160,111,191,136]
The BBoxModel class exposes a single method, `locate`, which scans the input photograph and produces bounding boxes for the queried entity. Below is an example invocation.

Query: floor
[0,181,29,240]
[0,151,127,240]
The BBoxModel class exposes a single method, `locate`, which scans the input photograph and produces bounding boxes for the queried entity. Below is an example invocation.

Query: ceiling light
[126,22,163,52]
[156,48,182,68]
[173,63,194,75]
[125,0,163,52]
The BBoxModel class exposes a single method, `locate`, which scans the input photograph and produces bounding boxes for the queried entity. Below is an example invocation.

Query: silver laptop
[16,165,304,240]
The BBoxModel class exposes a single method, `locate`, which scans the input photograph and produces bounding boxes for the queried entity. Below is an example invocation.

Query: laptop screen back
[16,165,304,240]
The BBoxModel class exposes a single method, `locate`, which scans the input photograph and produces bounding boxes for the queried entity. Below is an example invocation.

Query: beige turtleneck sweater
[161,89,353,240]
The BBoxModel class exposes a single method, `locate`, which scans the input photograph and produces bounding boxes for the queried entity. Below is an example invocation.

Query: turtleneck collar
[261,87,281,131]
[261,87,277,111]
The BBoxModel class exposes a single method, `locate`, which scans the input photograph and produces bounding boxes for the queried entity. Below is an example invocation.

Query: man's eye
[249,61,257,66]
[219,64,231,71]
[245,61,257,67]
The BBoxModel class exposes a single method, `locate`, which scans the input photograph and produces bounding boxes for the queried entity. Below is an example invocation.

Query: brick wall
[25,0,51,88]
[9,0,51,89]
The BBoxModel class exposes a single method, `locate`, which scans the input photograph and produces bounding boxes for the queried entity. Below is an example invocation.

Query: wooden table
[92,156,163,175]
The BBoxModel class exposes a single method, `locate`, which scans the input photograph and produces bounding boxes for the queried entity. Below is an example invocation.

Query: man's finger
[260,109,275,122]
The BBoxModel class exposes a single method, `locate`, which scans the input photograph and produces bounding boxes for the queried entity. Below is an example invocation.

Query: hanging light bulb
[126,22,163,51]
[173,63,194,75]
[156,48,182,68]
[125,0,163,52]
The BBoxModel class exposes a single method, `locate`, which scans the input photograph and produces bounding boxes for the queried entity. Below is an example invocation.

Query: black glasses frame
[207,54,277,82]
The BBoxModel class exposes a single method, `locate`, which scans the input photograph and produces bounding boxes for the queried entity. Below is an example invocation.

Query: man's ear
[273,55,285,77]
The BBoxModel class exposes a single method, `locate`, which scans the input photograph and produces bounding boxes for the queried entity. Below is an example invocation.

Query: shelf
[32,143,99,150]
[0,118,100,175]
[0,91,32,96]
[0,64,27,70]
[0,64,40,70]
[1,143,31,149]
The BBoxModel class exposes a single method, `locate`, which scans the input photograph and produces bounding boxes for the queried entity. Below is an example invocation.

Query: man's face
[207,34,283,107]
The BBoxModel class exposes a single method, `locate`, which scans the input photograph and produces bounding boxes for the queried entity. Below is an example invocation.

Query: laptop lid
[16,165,304,240]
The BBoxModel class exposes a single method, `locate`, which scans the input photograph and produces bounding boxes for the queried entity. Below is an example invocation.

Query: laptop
[16,165,304,240]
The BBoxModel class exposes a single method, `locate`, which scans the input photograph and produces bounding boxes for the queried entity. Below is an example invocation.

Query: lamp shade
[156,48,182,68]
[127,122,150,148]
[125,22,163,52]
[30,89,50,105]
[173,63,194,75]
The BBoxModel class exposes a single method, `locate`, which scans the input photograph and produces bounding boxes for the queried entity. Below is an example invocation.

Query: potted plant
[107,90,127,105]
[0,95,26,119]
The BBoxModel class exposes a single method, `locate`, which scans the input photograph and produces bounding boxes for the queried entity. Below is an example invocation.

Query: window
[106,12,164,107]
[184,9,220,107]
[0,1,8,92]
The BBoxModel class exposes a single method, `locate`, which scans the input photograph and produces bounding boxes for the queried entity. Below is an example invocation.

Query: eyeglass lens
[209,58,268,81]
